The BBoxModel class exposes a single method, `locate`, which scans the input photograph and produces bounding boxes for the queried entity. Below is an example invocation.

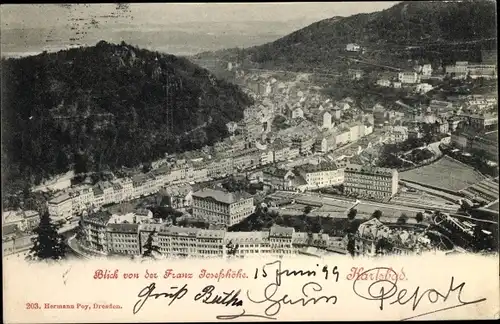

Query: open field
[400,156,486,192]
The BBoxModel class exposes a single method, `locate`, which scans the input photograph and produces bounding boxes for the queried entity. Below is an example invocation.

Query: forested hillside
[1,41,253,193]
[194,0,497,70]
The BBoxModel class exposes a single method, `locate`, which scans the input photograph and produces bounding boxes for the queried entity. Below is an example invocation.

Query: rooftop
[107,222,140,234]
[193,188,253,205]
[345,164,397,176]
[3,223,19,236]
[49,193,72,205]
[163,184,193,197]
[296,161,338,174]
[225,231,269,243]
[269,225,295,237]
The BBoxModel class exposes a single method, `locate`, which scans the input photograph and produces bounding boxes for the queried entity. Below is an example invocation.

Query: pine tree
[27,211,66,261]
[142,230,161,258]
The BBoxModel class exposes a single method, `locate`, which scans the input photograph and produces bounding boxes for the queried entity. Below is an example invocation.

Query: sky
[1,3,399,29]
[1,3,400,56]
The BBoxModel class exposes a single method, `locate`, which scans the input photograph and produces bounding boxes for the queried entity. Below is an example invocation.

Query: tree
[371,209,383,220]
[27,211,66,261]
[312,216,323,233]
[415,212,424,223]
[303,205,313,214]
[142,229,161,258]
[347,208,357,220]
[397,213,409,224]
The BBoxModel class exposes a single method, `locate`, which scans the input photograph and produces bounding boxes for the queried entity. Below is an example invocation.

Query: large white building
[344,164,399,200]
[192,188,254,227]
[47,193,73,221]
[398,72,420,84]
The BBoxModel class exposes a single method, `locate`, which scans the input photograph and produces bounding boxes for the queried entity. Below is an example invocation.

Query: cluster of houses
[445,61,497,80]
[375,64,434,94]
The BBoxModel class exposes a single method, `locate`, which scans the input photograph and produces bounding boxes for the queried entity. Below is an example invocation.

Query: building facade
[344,164,399,200]
[192,188,254,227]
[48,193,73,221]
[295,162,344,189]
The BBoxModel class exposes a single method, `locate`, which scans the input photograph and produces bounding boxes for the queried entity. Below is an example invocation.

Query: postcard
[2,2,499,323]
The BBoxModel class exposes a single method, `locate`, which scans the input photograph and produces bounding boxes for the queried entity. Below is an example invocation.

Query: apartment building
[160,184,193,210]
[192,188,254,227]
[47,193,73,221]
[81,211,112,253]
[348,69,364,80]
[292,135,315,155]
[295,162,344,189]
[111,182,123,204]
[260,149,275,166]
[92,187,105,208]
[384,126,409,144]
[398,72,420,84]
[207,157,234,178]
[467,64,497,79]
[314,137,328,153]
[261,167,296,191]
[415,83,433,94]
[421,64,433,76]
[119,178,134,200]
[106,223,141,256]
[377,79,391,87]
[346,43,361,52]
[233,149,261,170]
[457,113,498,130]
[445,61,469,75]
[272,140,291,162]
[344,164,399,199]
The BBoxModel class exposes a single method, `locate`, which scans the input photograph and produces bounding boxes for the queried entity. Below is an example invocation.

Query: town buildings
[79,221,340,258]
[192,188,254,226]
[452,128,498,161]
[2,210,40,232]
[344,164,399,200]
[456,113,498,131]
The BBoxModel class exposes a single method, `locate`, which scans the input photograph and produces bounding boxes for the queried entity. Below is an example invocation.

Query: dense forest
[194,0,497,71]
[1,41,253,194]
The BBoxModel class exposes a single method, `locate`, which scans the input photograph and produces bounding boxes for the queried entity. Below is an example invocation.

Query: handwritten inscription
[352,267,487,320]
[253,261,339,285]
[218,260,340,320]
[195,286,244,307]
[133,283,188,314]
[246,281,338,318]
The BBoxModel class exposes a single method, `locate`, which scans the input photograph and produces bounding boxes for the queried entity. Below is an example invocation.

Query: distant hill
[1,41,253,193]
[193,0,497,71]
